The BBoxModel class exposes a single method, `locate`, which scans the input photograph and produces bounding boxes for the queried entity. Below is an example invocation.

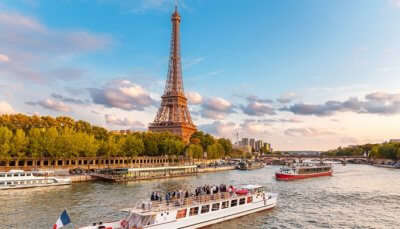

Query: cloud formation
[281,92,400,116]
[240,120,270,135]
[51,93,88,105]
[0,11,111,83]
[277,92,297,103]
[89,80,157,111]
[26,98,71,112]
[201,97,235,120]
[284,128,336,137]
[0,53,9,62]
[241,102,276,116]
[186,91,203,105]
[105,114,146,129]
[0,101,15,114]
[198,121,236,137]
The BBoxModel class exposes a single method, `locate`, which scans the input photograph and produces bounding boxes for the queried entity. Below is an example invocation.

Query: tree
[10,129,28,158]
[217,138,232,155]
[186,144,203,159]
[28,128,43,158]
[0,126,12,159]
[123,135,144,157]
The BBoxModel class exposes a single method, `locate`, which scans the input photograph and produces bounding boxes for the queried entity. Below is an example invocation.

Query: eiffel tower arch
[149,7,197,143]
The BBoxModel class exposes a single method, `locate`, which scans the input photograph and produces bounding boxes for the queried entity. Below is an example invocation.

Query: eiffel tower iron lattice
[149,7,196,143]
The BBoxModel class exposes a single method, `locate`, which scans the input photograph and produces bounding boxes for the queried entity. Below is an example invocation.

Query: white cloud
[284,128,336,137]
[240,120,269,135]
[0,101,15,114]
[89,80,156,111]
[277,92,297,103]
[0,53,9,62]
[201,97,235,120]
[105,114,145,129]
[26,98,71,112]
[0,11,111,83]
[199,121,236,137]
[241,101,276,116]
[186,91,203,105]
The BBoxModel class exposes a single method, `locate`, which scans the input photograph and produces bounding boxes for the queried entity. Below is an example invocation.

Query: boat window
[221,201,229,209]
[0,182,4,185]
[21,173,25,176]
[231,199,238,207]
[212,203,220,211]
[239,198,246,205]
[201,205,210,214]
[0,174,4,177]
[6,181,11,185]
[176,209,187,219]
[247,196,253,203]
[189,207,199,216]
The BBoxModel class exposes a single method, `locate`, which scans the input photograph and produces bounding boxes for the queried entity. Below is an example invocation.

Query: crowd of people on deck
[150,184,236,203]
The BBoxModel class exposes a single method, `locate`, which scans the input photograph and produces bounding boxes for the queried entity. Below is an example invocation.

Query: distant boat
[275,163,332,181]
[237,160,264,170]
[0,170,71,190]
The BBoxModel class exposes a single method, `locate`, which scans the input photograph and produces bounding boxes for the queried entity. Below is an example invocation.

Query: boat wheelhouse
[0,170,71,190]
[275,163,333,181]
[80,184,278,229]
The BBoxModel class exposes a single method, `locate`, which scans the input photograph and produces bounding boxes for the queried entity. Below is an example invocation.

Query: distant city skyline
[1,0,400,150]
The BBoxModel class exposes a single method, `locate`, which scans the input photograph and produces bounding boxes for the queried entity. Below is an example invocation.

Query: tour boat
[79,184,278,229]
[0,170,71,190]
[275,163,333,181]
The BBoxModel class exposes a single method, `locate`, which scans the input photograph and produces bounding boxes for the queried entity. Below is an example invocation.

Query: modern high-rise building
[249,138,255,151]
[149,7,196,143]
[255,140,263,152]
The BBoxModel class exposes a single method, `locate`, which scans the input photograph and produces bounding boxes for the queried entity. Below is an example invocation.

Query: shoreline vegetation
[0,114,238,160]
[324,143,400,162]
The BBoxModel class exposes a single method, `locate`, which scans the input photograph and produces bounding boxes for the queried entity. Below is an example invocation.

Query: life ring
[120,219,128,228]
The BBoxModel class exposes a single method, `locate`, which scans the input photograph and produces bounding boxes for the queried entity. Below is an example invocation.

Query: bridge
[260,154,369,164]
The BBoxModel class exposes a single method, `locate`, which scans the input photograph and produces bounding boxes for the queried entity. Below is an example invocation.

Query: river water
[1,165,399,229]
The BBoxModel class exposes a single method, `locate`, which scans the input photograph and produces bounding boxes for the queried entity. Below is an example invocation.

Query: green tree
[123,135,144,157]
[0,126,12,159]
[10,129,28,158]
[28,128,43,158]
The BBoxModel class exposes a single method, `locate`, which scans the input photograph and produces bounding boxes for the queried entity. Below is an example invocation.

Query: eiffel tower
[149,6,197,143]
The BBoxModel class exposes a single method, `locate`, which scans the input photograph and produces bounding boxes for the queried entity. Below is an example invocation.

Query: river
[1,165,399,229]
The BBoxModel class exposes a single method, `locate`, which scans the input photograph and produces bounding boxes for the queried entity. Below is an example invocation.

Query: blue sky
[1,0,400,150]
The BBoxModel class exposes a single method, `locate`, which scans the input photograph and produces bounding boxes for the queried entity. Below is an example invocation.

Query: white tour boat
[0,170,71,190]
[80,184,278,229]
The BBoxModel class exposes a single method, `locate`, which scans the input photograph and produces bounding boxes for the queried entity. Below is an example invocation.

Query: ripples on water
[1,165,399,229]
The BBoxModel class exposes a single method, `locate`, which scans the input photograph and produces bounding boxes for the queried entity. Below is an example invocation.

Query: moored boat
[79,184,278,229]
[237,160,264,170]
[0,170,71,190]
[275,163,332,181]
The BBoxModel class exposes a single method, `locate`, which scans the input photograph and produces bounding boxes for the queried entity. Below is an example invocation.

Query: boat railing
[136,191,252,212]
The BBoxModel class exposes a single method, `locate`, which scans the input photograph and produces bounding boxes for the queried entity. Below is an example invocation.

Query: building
[241,138,249,146]
[249,138,255,151]
[263,143,271,152]
[255,140,263,152]
[389,139,400,143]
[148,7,196,143]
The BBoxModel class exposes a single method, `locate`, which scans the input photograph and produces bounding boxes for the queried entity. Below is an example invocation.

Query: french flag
[53,210,71,229]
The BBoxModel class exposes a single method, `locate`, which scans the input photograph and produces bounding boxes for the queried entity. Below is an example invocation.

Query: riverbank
[197,166,236,173]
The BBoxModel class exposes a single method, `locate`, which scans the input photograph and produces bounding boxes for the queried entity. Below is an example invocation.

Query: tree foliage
[325,142,400,160]
[0,114,233,159]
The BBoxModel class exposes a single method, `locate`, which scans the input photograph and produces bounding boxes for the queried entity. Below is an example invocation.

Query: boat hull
[275,171,332,181]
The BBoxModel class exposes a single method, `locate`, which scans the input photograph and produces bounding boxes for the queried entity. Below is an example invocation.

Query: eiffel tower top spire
[149,7,196,143]
[164,5,183,96]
